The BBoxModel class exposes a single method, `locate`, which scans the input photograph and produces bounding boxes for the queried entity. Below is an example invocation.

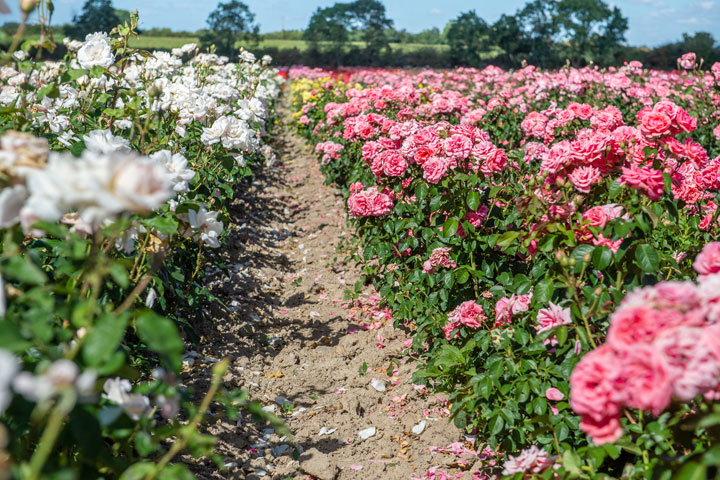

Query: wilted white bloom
[83,129,132,154]
[149,150,195,192]
[261,55,272,66]
[185,207,223,248]
[63,37,83,52]
[102,377,150,420]
[0,350,18,414]
[77,32,115,70]
[12,359,87,403]
[25,150,175,226]
[13,51,27,61]
[0,185,27,228]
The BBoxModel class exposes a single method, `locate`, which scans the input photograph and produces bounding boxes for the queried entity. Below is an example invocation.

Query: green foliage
[446,10,491,67]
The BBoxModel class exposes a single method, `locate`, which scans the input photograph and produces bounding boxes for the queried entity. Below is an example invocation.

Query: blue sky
[7,0,720,47]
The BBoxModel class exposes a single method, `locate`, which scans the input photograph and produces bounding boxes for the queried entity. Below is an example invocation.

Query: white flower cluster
[0,36,283,249]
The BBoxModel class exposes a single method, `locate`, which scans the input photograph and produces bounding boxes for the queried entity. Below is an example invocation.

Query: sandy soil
[183,100,490,480]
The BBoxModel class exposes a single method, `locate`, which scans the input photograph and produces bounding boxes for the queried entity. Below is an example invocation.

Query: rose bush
[0,9,284,480]
[291,56,720,478]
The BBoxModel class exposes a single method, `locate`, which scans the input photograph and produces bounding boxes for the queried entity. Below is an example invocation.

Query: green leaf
[83,313,129,367]
[635,244,659,273]
[562,449,582,475]
[592,246,612,270]
[142,216,179,236]
[467,191,480,211]
[443,218,459,237]
[3,256,47,285]
[672,462,706,480]
[533,278,554,305]
[415,183,427,204]
[135,313,184,371]
[496,231,520,248]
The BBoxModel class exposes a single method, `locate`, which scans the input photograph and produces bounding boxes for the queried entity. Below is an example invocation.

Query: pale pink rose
[570,345,623,421]
[501,446,551,476]
[379,150,407,177]
[422,157,450,184]
[443,134,472,160]
[693,242,720,278]
[618,344,673,416]
[545,387,564,401]
[579,414,623,445]
[607,306,663,349]
[654,326,720,401]
[568,165,601,193]
[537,302,572,345]
[639,110,672,138]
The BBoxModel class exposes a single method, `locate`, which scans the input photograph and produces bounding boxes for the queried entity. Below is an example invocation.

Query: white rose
[77,32,115,70]
[83,129,132,154]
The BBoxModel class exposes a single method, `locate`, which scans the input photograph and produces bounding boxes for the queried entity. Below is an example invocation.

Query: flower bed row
[291,58,720,478]
[0,14,283,480]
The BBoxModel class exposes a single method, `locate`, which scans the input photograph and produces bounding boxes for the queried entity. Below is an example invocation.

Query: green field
[128,36,449,53]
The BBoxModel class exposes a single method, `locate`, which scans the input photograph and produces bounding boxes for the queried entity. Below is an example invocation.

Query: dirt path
[185,99,478,480]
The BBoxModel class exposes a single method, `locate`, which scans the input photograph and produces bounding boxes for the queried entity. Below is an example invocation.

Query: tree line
[4,0,719,70]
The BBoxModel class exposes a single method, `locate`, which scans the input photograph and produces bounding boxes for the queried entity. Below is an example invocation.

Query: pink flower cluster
[443,300,486,340]
[423,247,457,274]
[315,141,344,164]
[570,243,720,445]
[347,182,393,218]
[494,293,532,326]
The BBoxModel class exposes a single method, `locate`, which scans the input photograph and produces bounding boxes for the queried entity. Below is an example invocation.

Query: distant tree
[446,10,491,66]
[66,0,120,39]
[200,0,259,58]
[304,0,393,63]
[555,0,628,65]
[516,0,561,67]
[491,13,533,65]
[349,0,393,57]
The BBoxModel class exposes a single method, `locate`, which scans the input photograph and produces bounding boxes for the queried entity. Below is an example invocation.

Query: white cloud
[698,1,716,10]
[677,17,700,24]
[650,7,676,16]
[430,8,441,15]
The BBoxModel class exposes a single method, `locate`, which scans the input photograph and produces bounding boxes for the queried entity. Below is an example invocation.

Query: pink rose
[443,134,472,160]
[568,165,601,193]
[579,414,623,445]
[570,345,623,421]
[639,111,672,138]
[379,150,407,177]
[693,242,720,278]
[448,300,486,329]
[423,157,450,184]
[618,344,673,416]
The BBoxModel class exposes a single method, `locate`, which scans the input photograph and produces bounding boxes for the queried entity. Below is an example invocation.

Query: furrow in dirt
[185,101,473,480]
